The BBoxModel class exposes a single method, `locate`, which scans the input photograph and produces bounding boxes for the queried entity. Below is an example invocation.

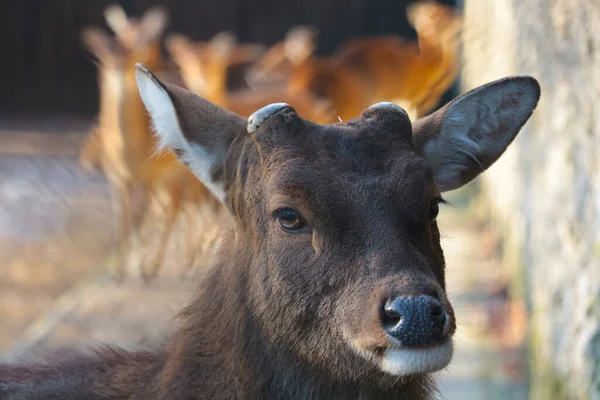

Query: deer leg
[125,184,156,277]
[130,184,155,244]
[108,179,134,283]
[131,188,163,277]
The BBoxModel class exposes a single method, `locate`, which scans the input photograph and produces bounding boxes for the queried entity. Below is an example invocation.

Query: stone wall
[461,0,600,398]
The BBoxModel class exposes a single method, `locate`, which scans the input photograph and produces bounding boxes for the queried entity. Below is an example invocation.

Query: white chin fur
[380,340,453,376]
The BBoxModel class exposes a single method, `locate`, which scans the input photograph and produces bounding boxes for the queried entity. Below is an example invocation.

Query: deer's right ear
[104,4,129,37]
[138,6,169,43]
[81,27,113,60]
[135,64,246,202]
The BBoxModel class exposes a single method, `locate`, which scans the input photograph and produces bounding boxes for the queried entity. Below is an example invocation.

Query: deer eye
[429,199,441,224]
[274,208,306,232]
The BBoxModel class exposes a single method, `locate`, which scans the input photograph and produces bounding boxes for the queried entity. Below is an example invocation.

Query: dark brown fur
[0,68,540,399]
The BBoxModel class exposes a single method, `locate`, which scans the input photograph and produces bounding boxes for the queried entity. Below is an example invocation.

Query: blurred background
[0,1,598,399]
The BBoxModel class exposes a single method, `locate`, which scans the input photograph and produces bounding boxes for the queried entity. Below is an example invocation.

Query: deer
[244,25,371,121]
[80,5,220,281]
[244,1,463,121]
[78,5,181,174]
[79,17,165,274]
[0,64,540,399]
[244,25,319,90]
[399,0,464,115]
[166,31,268,101]
[166,31,336,124]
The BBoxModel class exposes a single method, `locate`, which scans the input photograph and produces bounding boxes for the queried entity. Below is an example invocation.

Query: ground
[0,115,528,399]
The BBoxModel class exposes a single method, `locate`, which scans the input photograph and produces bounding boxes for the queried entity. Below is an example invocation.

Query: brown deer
[245,1,463,121]
[80,5,220,280]
[0,65,540,399]
[79,14,166,272]
[166,31,267,101]
[166,31,336,123]
[244,25,319,90]
[401,0,463,114]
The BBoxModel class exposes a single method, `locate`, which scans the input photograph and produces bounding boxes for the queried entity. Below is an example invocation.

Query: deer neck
[117,67,157,170]
[155,225,435,399]
[205,79,228,108]
[97,68,124,144]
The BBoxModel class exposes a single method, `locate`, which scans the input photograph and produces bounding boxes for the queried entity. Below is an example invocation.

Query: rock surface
[461,1,600,398]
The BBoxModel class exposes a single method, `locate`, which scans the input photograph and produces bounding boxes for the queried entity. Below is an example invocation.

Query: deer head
[135,63,540,380]
[81,4,169,73]
[406,1,463,42]
[245,25,318,90]
[104,4,169,51]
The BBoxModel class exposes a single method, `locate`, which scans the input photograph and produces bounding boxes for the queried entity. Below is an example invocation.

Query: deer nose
[382,295,448,347]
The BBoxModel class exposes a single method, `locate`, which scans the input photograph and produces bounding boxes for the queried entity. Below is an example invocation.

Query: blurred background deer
[245,1,462,120]
[77,0,463,281]
[79,5,221,281]
[165,31,337,122]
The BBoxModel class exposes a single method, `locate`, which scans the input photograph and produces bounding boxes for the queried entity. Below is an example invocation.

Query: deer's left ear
[138,5,169,43]
[135,64,246,203]
[413,76,541,192]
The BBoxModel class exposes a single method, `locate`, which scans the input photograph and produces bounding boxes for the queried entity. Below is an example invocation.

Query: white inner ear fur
[135,66,225,201]
[422,79,539,192]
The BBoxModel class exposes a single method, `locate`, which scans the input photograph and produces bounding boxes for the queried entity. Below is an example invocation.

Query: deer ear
[104,4,129,37]
[283,25,318,65]
[413,76,540,192]
[138,6,169,43]
[135,64,246,202]
[81,27,114,61]
[165,34,198,66]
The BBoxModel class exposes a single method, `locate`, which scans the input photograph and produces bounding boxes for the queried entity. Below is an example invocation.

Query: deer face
[166,32,239,98]
[81,5,168,76]
[241,103,456,378]
[135,65,539,380]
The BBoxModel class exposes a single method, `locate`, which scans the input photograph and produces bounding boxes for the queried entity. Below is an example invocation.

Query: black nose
[382,295,448,347]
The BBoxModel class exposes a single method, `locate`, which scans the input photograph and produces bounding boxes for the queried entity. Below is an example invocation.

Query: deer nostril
[382,299,403,327]
[431,304,443,318]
